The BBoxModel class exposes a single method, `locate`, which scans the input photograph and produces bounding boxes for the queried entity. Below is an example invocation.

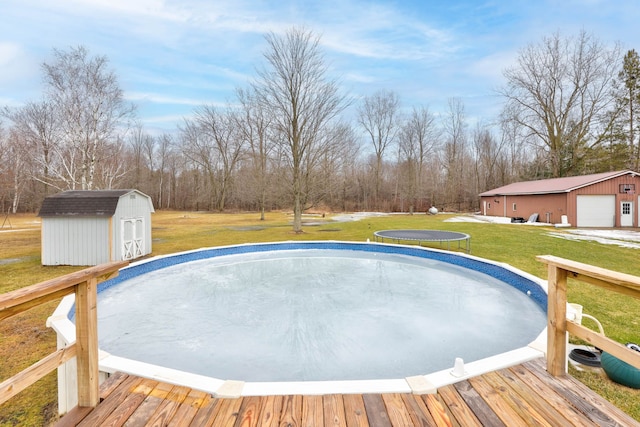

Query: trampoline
[373,229,471,253]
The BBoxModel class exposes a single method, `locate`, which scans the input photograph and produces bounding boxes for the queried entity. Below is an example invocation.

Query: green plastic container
[601,351,640,389]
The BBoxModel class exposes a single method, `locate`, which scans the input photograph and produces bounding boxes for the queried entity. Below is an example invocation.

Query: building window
[623,202,631,215]
[512,203,517,211]
[487,203,491,209]
[619,184,635,194]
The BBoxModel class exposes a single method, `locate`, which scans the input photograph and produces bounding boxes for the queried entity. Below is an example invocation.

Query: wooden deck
[54,358,638,427]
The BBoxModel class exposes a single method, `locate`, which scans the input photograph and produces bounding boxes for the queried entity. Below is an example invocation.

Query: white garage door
[577,195,615,227]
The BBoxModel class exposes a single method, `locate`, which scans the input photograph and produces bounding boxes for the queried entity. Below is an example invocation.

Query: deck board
[524,359,625,426]
[256,395,281,427]
[302,395,323,427]
[208,395,243,427]
[381,393,414,426]
[397,394,433,427]
[343,394,369,427]
[437,384,482,427]
[145,384,191,426]
[53,359,640,427]
[452,380,505,427]
[466,374,528,427]
[77,376,149,427]
[187,395,220,427]
[323,394,347,427]
[506,364,596,427]
[422,394,454,427]
[362,394,392,427]
[495,367,578,426]
[121,381,170,427]
[481,370,552,426]
[167,388,210,427]
[235,395,263,427]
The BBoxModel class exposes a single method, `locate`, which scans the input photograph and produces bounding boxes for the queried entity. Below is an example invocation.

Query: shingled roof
[38,190,135,217]
[479,170,640,196]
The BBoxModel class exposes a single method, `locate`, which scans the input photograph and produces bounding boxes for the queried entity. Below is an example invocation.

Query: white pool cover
[96,248,546,382]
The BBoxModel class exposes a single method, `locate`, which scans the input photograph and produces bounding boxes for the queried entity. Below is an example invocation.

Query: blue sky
[2,0,639,134]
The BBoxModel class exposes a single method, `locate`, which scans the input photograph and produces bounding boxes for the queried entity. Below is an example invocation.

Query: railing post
[74,277,99,407]
[547,264,568,376]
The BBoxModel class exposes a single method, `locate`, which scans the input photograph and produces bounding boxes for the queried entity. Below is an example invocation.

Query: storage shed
[479,170,640,227]
[38,189,154,266]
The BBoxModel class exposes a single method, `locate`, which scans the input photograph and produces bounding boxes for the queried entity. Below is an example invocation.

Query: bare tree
[398,106,439,212]
[142,132,157,190]
[442,98,469,209]
[253,27,348,232]
[126,122,152,193]
[194,105,244,211]
[0,122,11,212]
[301,121,357,211]
[180,117,218,210]
[498,109,538,182]
[155,134,173,209]
[357,90,400,206]
[181,106,244,211]
[500,31,621,177]
[471,124,509,196]
[2,101,60,194]
[3,129,28,213]
[236,87,275,220]
[43,46,136,189]
[163,146,185,209]
[98,137,128,189]
[317,123,360,211]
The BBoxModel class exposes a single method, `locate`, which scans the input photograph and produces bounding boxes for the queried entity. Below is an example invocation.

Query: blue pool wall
[79,241,547,320]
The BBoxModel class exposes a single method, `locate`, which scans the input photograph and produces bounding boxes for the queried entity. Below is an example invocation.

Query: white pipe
[581,313,605,336]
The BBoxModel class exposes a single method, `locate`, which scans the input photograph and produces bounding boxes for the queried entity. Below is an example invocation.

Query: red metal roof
[479,170,640,196]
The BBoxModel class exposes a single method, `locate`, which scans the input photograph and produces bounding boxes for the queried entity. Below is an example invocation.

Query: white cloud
[0,42,23,68]
[143,113,190,125]
[316,3,457,62]
[0,42,40,98]
[59,0,190,23]
[342,72,378,84]
[0,97,23,108]
[466,50,518,85]
[125,92,204,106]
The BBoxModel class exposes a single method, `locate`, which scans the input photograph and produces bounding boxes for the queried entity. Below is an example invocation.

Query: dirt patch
[226,226,266,231]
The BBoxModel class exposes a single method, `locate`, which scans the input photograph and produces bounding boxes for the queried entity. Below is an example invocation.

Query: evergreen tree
[617,49,640,170]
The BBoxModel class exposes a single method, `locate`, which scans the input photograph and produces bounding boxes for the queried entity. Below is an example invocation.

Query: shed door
[122,217,144,260]
[576,195,615,227]
[621,201,634,227]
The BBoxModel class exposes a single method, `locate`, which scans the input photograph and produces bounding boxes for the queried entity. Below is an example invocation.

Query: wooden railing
[538,255,640,376]
[0,261,127,407]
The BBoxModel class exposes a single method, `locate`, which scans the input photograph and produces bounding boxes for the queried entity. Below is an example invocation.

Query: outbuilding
[38,189,154,266]
[479,170,640,227]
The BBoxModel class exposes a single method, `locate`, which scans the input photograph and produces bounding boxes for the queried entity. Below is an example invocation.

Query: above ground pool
[87,241,547,386]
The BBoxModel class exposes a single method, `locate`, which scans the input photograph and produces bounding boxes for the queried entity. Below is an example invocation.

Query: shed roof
[479,170,640,196]
[38,189,148,217]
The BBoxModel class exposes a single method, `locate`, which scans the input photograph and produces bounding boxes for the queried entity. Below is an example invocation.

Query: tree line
[1,28,639,231]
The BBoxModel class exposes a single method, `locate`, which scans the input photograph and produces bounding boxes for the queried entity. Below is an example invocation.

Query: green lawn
[1,211,639,425]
